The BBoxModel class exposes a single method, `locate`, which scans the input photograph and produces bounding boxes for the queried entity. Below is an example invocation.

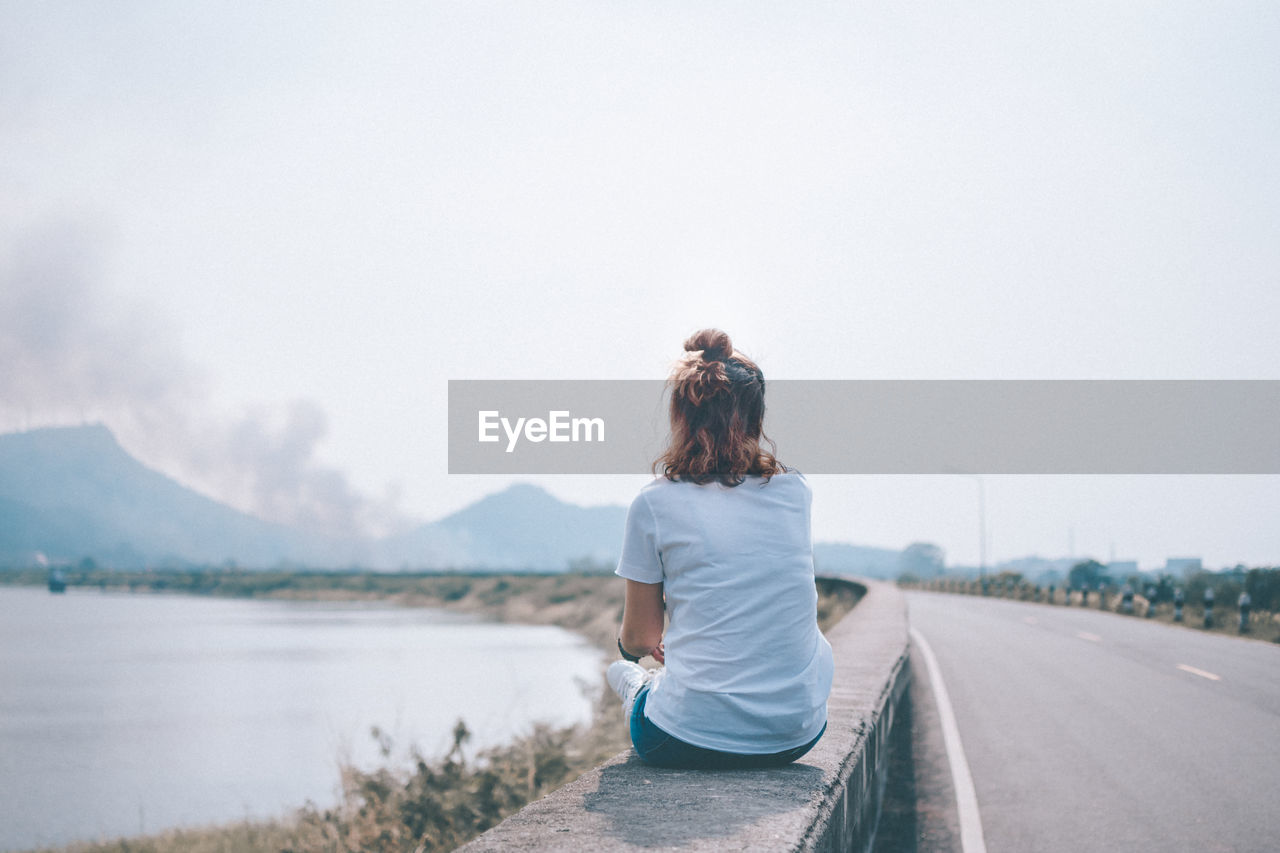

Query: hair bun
[683,328,733,363]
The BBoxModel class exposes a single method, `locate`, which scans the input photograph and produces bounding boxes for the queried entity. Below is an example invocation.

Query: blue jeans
[629,684,826,769]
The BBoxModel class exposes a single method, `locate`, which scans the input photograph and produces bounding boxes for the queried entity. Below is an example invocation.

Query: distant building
[1165,557,1202,575]
[1106,560,1139,577]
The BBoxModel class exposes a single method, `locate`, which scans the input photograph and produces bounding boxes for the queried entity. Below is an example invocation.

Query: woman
[607,328,833,769]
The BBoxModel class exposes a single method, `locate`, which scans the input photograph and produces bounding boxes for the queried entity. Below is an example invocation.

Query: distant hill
[988,555,1088,585]
[381,488,915,574]
[812,542,904,579]
[0,424,924,573]
[0,425,629,570]
[0,424,316,567]
[375,483,627,570]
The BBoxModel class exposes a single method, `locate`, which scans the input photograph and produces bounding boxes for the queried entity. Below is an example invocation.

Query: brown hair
[653,328,786,487]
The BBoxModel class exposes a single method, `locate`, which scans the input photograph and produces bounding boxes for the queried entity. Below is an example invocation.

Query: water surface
[0,585,602,851]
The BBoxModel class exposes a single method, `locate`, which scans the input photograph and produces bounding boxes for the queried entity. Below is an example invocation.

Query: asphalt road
[904,591,1280,853]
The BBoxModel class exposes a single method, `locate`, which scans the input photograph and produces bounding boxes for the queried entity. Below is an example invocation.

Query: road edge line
[910,626,988,853]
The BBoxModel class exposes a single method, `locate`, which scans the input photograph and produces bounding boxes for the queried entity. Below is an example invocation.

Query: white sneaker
[607,660,655,720]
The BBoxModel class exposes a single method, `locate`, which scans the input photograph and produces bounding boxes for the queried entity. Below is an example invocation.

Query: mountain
[0,425,627,570]
[383,488,913,575]
[0,424,917,574]
[0,424,315,567]
[375,483,627,570]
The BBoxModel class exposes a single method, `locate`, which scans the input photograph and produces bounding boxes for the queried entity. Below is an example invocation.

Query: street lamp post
[977,475,986,582]
[947,469,988,586]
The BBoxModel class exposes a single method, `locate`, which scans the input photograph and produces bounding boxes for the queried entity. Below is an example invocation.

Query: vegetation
[30,714,627,853]
[898,564,1280,643]
[8,568,859,853]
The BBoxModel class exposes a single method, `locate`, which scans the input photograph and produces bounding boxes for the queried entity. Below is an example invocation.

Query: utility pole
[977,475,986,581]
[948,470,988,582]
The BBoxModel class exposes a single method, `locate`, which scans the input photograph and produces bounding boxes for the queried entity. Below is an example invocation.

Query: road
[902,591,1280,853]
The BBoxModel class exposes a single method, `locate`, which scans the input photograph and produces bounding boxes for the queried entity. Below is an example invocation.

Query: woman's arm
[620,579,665,663]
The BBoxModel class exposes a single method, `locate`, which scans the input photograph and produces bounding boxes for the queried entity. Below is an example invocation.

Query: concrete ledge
[457,578,910,852]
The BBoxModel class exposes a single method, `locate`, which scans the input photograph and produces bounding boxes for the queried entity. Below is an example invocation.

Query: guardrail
[457,577,911,852]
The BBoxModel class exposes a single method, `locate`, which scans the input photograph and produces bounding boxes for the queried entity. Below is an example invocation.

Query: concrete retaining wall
[457,578,910,852]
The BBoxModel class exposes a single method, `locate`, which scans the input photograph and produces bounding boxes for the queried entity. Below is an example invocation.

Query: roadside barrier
[457,579,910,853]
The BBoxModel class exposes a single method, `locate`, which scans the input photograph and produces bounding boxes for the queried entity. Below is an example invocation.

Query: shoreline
[0,569,629,654]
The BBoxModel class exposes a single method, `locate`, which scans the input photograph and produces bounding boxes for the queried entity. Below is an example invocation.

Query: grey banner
[448,380,1280,475]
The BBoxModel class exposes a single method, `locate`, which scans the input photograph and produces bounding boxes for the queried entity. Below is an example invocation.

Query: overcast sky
[3,2,1278,569]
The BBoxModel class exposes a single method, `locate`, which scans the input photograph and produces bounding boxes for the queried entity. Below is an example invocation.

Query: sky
[3,1,1278,570]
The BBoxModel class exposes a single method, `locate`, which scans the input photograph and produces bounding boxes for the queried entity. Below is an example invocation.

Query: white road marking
[911,627,988,853]
[1177,664,1221,681]
[1076,631,1102,642]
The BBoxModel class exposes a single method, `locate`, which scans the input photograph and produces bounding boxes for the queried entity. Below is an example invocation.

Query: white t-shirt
[615,469,834,754]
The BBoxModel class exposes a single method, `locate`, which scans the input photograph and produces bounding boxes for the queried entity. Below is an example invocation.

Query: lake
[0,585,604,851]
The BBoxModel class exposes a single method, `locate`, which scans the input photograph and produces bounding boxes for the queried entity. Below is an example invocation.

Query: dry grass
[29,822,300,853]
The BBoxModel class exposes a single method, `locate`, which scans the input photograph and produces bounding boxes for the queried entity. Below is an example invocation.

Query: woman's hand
[650,641,665,664]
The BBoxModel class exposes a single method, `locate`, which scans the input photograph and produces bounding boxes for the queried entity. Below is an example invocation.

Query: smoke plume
[0,220,402,537]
